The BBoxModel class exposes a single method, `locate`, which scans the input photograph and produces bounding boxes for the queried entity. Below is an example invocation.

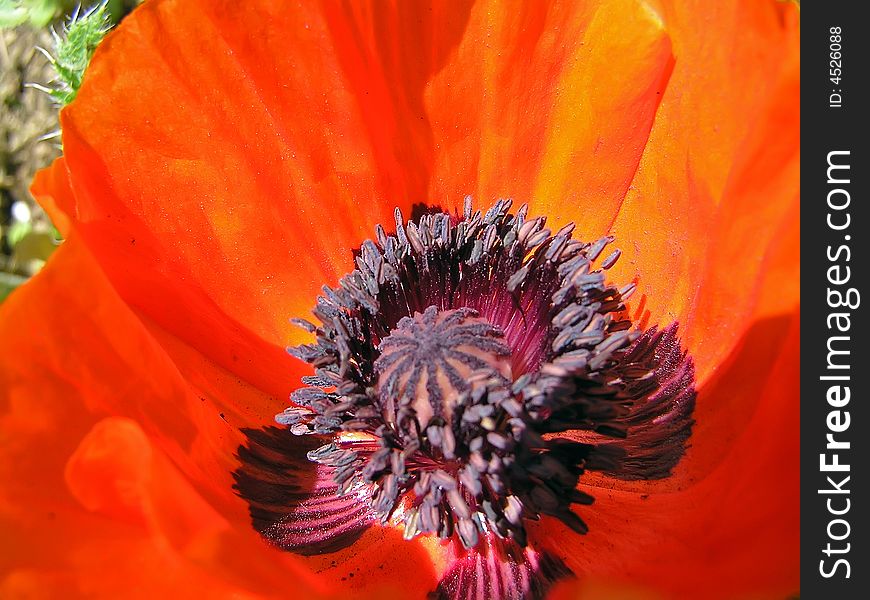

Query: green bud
[38,1,113,105]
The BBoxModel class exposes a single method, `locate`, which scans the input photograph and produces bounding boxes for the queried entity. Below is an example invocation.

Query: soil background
[1,25,61,281]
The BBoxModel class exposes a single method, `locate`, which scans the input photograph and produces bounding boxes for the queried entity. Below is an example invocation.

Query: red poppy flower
[1,0,799,598]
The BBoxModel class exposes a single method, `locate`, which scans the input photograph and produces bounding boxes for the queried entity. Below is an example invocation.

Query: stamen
[265,198,696,553]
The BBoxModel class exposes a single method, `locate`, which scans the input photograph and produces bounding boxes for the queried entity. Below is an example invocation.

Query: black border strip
[802,2,869,596]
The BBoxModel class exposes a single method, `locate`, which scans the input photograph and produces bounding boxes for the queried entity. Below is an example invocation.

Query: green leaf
[0,0,29,27]
[0,0,65,28]
[23,0,60,27]
[6,221,32,248]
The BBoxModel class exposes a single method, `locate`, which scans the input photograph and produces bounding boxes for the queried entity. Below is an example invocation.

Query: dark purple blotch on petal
[431,537,573,600]
[233,427,376,555]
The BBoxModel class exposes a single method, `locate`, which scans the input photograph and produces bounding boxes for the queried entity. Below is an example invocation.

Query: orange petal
[52,0,474,364]
[0,255,320,596]
[33,154,318,408]
[0,235,439,598]
[0,413,322,598]
[0,234,290,513]
[29,156,73,238]
[426,0,673,231]
[606,1,800,381]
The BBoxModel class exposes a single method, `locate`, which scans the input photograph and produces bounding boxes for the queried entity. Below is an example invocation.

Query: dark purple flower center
[266,198,697,555]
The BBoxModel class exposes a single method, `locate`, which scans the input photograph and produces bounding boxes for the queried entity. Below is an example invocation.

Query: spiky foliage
[34,2,112,105]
